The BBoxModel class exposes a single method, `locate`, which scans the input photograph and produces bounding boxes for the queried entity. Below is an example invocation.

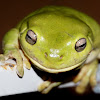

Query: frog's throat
[27,55,86,73]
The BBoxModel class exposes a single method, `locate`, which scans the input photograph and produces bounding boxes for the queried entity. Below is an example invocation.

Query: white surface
[0,59,43,96]
[0,68,43,96]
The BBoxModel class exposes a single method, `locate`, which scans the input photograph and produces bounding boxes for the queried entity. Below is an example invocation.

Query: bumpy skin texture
[1,6,100,93]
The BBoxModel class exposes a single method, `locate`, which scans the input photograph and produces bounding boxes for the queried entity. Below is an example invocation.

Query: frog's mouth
[28,55,86,73]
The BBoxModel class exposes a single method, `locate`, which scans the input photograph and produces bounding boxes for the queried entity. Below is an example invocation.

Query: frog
[1,6,100,94]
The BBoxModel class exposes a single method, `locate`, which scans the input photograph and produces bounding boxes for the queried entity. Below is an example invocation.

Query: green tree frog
[1,6,100,94]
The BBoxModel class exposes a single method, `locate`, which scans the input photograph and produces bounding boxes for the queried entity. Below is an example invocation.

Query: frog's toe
[75,75,89,93]
[23,60,31,70]
[16,65,24,77]
[38,81,51,93]
[89,66,97,87]
[19,50,31,70]
[14,52,24,77]
[38,81,61,94]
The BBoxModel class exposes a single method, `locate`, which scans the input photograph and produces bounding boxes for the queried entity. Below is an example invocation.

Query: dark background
[0,0,100,98]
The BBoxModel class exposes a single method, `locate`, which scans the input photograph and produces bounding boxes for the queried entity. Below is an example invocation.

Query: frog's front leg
[73,59,98,93]
[0,28,31,77]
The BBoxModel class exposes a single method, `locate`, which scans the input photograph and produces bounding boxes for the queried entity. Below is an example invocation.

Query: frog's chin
[28,56,86,73]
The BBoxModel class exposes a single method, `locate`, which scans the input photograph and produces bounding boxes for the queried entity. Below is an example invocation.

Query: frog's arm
[2,28,31,77]
[3,28,19,52]
[2,28,24,77]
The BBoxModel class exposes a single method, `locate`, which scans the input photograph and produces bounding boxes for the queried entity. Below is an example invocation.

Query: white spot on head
[67,41,71,46]
[49,49,60,58]
[49,54,59,58]
[50,49,59,53]
[40,36,44,41]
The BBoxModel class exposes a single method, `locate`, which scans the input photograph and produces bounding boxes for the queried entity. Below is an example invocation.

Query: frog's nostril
[45,52,48,58]
[60,55,63,59]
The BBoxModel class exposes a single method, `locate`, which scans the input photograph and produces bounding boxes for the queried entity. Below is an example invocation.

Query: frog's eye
[75,38,86,52]
[25,30,37,45]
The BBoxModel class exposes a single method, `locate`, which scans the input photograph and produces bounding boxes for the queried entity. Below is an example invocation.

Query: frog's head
[19,12,93,73]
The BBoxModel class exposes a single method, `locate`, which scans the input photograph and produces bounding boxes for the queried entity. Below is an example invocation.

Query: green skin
[2,6,100,93]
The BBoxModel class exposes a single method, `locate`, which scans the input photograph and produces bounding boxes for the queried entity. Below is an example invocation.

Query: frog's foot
[73,59,98,94]
[0,49,31,77]
[38,81,61,94]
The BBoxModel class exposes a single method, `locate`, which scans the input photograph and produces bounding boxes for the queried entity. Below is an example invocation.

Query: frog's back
[17,6,100,48]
